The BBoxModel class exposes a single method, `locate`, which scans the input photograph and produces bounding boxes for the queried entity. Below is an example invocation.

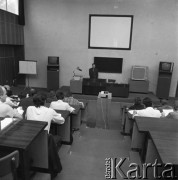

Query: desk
[131,117,178,161]
[145,131,178,179]
[71,105,81,129]
[50,110,71,145]
[0,120,48,180]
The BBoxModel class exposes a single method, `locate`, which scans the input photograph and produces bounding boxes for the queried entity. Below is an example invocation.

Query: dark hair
[19,91,27,99]
[29,88,37,97]
[56,91,64,100]
[6,90,12,97]
[142,97,152,108]
[65,91,72,97]
[33,94,45,107]
[134,97,142,105]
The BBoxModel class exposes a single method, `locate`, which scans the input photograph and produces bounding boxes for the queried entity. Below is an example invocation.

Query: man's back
[50,100,75,113]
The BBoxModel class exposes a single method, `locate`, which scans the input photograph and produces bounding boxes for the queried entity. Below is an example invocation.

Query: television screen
[94,57,123,73]
[159,62,173,72]
[131,66,148,80]
[48,56,59,65]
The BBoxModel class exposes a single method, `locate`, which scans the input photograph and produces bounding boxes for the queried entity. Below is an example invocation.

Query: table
[145,131,178,179]
[71,105,81,129]
[131,117,178,161]
[70,79,83,94]
[0,120,48,180]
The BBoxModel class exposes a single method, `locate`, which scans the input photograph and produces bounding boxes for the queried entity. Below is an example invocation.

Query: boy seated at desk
[26,93,64,177]
[131,97,162,118]
[128,97,145,110]
[26,93,65,133]
[50,91,75,113]
[63,91,84,108]
[0,85,23,120]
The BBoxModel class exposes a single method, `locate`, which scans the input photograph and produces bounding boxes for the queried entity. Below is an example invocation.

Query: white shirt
[133,107,162,118]
[50,100,75,113]
[0,101,22,119]
[26,106,65,133]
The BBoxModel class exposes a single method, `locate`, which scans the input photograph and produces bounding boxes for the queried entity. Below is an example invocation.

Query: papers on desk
[162,109,174,116]
[0,118,13,131]
[17,106,24,115]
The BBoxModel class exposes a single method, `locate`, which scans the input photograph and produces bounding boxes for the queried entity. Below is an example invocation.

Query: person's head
[19,91,27,99]
[4,85,10,91]
[134,97,142,106]
[174,100,178,111]
[92,63,95,68]
[56,91,64,100]
[29,88,37,97]
[142,97,153,108]
[33,94,45,107]
[6,90,12,97]
[160,99,168,106]
[48,90,56,98]
[65,91,72,98]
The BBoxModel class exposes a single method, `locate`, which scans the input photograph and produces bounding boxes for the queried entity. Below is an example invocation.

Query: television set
[159,62,174,73]
[48,56,59,65]
[131,66,148,80]
[94,57,123,73]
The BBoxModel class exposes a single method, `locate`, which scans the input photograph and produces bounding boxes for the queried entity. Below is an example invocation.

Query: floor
[31,120,143,180]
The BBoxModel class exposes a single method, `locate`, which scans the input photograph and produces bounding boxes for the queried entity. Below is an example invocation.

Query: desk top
[0,120,47,150]
[135,117,178,132]
[149,131,178,165]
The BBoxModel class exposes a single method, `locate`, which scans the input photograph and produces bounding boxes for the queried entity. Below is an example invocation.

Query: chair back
[0,150,19,180]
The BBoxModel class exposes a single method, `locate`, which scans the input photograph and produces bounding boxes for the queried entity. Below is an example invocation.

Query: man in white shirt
[50,91,75,113]
[133,97,162,118]
[0,86,22,119]
[26,94,65,133]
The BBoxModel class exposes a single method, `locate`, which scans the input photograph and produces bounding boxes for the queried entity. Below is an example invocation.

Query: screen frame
[159,62,174,73]
[88,14,134,50]
[94,57,123,73]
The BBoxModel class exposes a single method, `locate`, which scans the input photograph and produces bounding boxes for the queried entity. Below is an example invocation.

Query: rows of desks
[121,108,178,179]
[0,99,88,180]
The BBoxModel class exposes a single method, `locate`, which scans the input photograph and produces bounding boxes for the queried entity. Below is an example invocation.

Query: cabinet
[47,65,59,90]
[156,73,172,99]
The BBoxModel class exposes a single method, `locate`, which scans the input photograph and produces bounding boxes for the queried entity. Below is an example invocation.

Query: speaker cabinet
[156,73,172,99]
[47,65,59,90]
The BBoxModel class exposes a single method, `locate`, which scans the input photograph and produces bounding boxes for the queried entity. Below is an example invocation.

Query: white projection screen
[88,15,134,50]
[19,60,37,75]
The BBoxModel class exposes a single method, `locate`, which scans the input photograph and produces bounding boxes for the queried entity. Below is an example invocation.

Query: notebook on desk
[0,118,13,131]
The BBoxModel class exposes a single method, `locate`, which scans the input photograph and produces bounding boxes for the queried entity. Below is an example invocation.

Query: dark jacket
[89,68,98,79]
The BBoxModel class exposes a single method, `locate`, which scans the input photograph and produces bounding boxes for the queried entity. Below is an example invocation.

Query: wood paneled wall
[0,9,25,86]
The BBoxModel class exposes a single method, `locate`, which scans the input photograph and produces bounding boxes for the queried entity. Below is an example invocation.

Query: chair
[0,150,19,180]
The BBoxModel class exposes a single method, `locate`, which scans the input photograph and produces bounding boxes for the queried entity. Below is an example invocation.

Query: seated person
[63,91,84,108]
[26,94,65,133]
[157,99,173,111]
[46,90,57,103]
[0,86,22,119]
[50,91,75,113]
[129,97,145,110]
[133,97,162,118]
[4,88,19,107]
[166,100,178,120]
[26,94,64,176]
[19,88,37,111]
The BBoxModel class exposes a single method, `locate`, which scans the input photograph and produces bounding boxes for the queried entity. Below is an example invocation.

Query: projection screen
[88,15,134,50]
